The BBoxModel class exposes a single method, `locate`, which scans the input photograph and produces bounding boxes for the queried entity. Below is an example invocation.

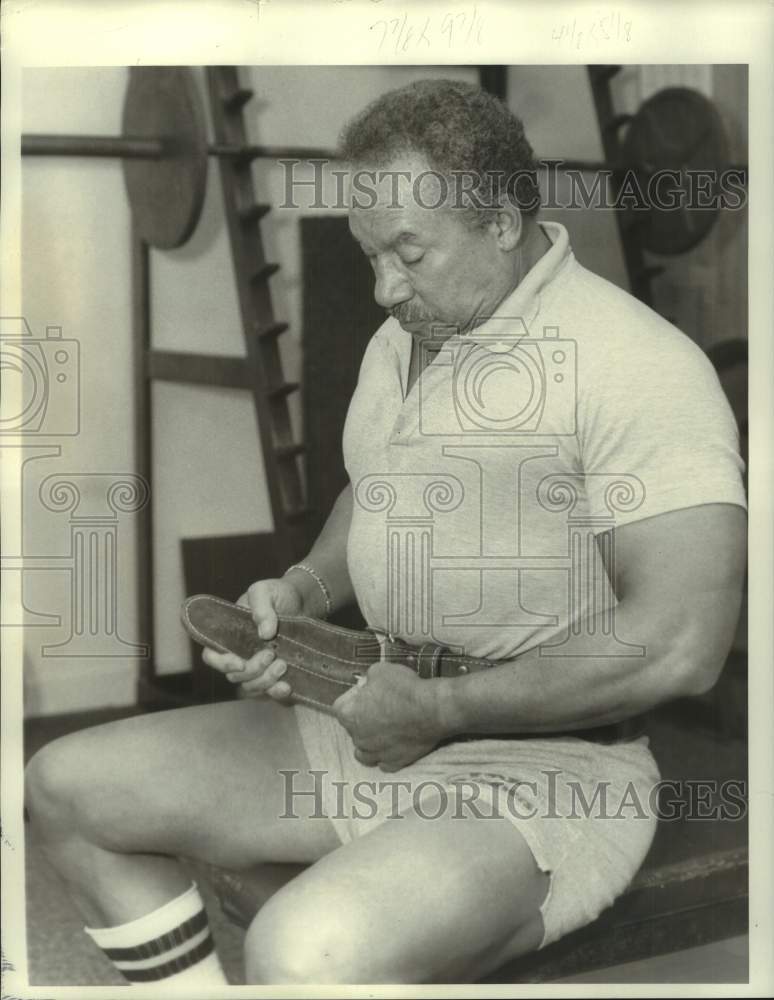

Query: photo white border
[1,1,772,997]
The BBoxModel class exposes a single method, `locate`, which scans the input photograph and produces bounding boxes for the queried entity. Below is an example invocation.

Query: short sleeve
[578,327,747,530]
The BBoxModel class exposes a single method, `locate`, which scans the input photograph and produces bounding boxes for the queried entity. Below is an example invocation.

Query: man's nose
[373,259,412,310]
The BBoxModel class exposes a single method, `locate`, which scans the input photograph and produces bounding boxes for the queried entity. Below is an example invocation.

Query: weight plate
[122,67,208,250]
[621,87,729,255]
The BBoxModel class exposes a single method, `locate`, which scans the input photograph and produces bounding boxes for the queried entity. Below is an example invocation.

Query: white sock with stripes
[85,882,228,986]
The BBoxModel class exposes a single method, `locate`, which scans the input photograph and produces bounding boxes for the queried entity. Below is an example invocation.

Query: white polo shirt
[342,222,746,660]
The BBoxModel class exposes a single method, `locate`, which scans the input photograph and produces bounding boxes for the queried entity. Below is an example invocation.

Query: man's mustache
[389,305,429,325]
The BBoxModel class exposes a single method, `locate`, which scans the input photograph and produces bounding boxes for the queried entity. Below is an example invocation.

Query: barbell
[21,67,746,254]
[22,68,339,249]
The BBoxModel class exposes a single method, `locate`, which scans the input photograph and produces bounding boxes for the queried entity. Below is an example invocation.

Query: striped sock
[84,882,228,986]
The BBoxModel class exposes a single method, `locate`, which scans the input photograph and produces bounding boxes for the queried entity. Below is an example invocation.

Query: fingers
[335,690,383,760]
[202,647,244,675]
[354,747,410,772]
[202,644,292,701]
[353,747,381,767]
[332,684,356,712]
[332,676,370,742]
[264,680,293,702]
[203,579,299,701]
[202,645,273,678]
[375,758,402,773]
[353,746,405,771]
[238,656,287,693]
[239,677,292,702]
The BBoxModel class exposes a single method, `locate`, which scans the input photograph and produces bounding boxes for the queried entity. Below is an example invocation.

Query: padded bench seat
[197,839,747,982]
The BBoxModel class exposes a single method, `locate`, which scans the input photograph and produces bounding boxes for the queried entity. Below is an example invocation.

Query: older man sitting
[25,79,746,986]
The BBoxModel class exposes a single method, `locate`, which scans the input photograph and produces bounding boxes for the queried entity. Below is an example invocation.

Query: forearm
[432,589,740,738]
[284,484,356,617]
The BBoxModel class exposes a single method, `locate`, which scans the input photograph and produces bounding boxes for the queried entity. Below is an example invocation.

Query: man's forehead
[348,207,423,245]
[348,152,450,202]
[347,167,453,246]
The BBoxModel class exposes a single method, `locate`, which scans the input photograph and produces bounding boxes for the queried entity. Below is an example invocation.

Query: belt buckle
[350,626,397,681]
[369,626,396,662]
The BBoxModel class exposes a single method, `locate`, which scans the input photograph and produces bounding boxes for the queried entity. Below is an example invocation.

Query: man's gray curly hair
[339,78,541,223]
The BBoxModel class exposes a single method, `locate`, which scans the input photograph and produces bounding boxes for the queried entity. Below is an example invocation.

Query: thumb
[250,586,280,639]
[333,674,366,716]
[258,614,277,640]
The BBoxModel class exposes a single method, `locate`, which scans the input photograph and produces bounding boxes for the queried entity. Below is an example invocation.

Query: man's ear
[491,203,523,251]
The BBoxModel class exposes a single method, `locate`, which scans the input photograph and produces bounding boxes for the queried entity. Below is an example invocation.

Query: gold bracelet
[286,563,333,618]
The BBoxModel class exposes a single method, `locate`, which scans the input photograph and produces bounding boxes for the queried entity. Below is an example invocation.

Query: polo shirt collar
[460,221,572,346]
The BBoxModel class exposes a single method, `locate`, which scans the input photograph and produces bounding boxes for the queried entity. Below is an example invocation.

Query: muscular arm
[433,503,747,737]
[335,503,746,769]
[284,483,356,617]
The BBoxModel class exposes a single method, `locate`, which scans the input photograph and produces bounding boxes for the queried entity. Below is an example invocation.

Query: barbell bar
[23,134,745,178]
[20,63,343,249]
[20,66,747,252]
[21,134,340,162]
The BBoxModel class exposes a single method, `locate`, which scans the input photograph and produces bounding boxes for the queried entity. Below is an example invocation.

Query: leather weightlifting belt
[181,594,644,745]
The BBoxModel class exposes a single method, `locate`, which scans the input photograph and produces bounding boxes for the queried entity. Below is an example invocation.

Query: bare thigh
[247,806,550,984]
[45,699,340,867]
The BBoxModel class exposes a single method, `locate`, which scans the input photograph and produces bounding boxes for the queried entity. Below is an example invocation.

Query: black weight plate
[621,87,729,255]
[122,67,208,250]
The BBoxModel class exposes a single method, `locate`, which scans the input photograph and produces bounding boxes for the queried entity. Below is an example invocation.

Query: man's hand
[333,660,448,771]
[202,578,302,701]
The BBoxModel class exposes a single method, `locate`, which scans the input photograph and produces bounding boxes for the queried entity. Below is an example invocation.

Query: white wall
[20,68,139,715]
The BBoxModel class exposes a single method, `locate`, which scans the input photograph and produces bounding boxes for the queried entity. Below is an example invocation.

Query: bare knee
[244,885,373,985]
[26,735,88,839]
[25,726,127,849]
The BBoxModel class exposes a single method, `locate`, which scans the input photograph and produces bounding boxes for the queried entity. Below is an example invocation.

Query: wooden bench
[199,844,747,982]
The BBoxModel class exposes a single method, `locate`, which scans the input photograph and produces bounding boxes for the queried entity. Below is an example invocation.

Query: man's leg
[25,699,339,983]
[244,805,550,984]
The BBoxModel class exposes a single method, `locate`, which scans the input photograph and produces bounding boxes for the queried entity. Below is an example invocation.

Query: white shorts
[293,705,660,948]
